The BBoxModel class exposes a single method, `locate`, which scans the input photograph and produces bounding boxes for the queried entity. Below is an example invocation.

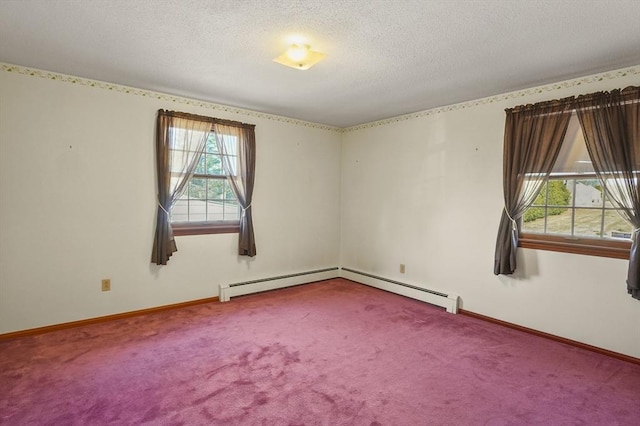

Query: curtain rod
[158,109,255,129]
[505,85,639,114]
[507,101,639,117]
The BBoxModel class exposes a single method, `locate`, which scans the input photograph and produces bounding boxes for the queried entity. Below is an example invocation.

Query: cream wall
[340,68,640,358]
[0,67,342,334]
[1,64,639,358]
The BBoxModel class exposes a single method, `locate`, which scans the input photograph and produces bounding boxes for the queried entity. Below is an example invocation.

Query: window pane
[206,200,225,221]
[521,210,546,233]
[169,150,194,173]
[170,199,189,223]
[522,180,571,234]
[188,200,207,221]
[223,201,240,220]
[221,154,238,176]
[573,208,603,238]
[544,209,573,235]
[206,134,218,154]
[194,153,206,174]
[224,180,236,201]
[224,136,238,155]
[604,210,633,240]
[574,180,603,208]
[545,180,572,209]
[188,178,207,199]
[208,179,225,200]
[529,182,547,207]
[206,154,223,175]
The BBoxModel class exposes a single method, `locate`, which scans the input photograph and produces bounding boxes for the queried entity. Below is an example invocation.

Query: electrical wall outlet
[400,264,405,274]
[101,279,111,292]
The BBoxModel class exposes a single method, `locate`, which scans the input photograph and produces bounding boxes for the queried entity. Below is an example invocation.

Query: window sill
[172,222,240,236]
[519,233,630,260]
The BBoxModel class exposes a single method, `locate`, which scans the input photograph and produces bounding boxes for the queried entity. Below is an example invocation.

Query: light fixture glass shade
[286,44,309,62]
[273,44,326,70]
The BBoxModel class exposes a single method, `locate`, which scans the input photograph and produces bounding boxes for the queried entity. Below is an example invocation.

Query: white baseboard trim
[219,267,340,302]
[340,267,459,314]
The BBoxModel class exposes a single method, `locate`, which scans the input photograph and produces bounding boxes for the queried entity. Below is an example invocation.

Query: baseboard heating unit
[340,267,459,314]
[219,267,340,302]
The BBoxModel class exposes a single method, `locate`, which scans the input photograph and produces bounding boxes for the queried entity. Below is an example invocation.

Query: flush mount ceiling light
[273,44,326,70]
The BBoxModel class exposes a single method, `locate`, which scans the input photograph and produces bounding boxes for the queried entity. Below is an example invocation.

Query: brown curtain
[213,123,257,256]
[575,86,640,299]
[494,98,574,275]
[151,110,212,265]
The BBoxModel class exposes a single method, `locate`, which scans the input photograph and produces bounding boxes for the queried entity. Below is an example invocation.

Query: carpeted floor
[1,278,639,425]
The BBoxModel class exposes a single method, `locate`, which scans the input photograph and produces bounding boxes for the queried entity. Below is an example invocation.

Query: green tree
[187,139,224,199]
[524,180,571,222]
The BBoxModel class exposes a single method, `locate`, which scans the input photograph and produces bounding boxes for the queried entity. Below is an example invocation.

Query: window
[152,110,256,265]
[519,113,632,259]
[170,132,240,236]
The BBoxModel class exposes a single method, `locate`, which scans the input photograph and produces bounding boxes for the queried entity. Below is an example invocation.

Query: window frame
[172,220,240,236]
[520,173,632,259]
[170,133,241,236]
[519,233,631,260]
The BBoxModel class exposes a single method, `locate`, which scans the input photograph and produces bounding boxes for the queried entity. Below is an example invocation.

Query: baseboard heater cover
[218,267,340,302]
[340,267,459,314]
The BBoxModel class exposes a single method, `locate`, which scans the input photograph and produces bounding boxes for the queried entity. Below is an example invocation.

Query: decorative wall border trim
[343,65,640,132]
[2,62,638,133]
[0,62,341,133]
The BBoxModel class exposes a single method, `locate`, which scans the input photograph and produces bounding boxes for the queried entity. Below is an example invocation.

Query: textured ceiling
[1,0,639,128]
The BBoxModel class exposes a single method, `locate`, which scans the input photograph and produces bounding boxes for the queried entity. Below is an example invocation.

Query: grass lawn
[523,208,633,238]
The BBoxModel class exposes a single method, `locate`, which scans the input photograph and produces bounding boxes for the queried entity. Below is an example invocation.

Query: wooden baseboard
[458,309,640,366]
[0,296,219,341]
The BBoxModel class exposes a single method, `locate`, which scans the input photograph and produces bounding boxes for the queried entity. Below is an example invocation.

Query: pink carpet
[1,278,639,425]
